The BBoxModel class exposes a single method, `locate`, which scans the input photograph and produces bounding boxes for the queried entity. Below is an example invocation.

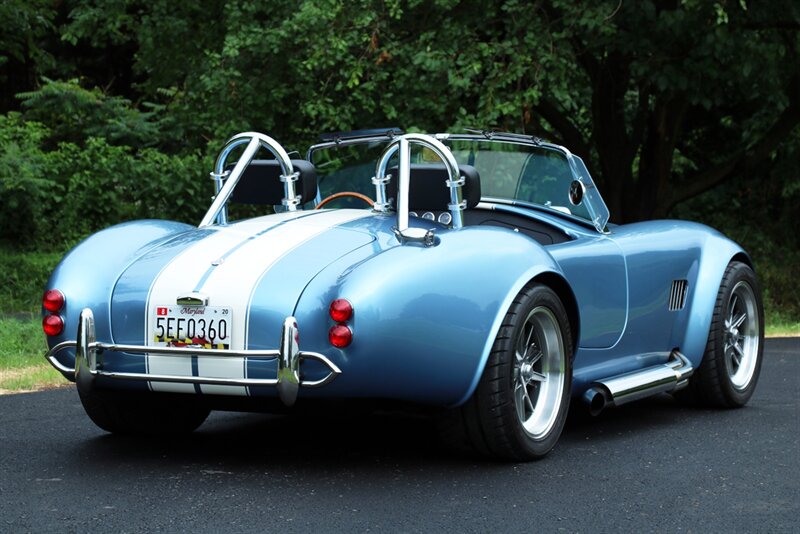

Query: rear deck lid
[110,210,376,347]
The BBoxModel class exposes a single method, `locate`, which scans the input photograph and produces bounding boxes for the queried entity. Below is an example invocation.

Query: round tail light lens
[329,299,353,323]
[43,289,65,312]
[329,324,352,348]
[42,315,64,336]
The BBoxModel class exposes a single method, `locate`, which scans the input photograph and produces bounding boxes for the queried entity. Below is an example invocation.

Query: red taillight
[42,314,64,336]
[329,324,352,348]
[329,299,353,323]
[43,289,65,313]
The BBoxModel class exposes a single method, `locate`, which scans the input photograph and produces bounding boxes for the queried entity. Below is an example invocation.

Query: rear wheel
[442,283,573,461]
[79,388,210,435]
[687,261,764,407]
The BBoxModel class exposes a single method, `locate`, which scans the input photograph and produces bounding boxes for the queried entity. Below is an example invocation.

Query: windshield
[445,139,591,220]
[309,135,610,231]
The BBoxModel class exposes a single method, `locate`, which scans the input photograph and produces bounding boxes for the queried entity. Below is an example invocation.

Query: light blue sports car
[43,129,764,460]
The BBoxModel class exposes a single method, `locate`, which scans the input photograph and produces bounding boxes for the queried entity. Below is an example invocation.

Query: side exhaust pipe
[582,350,693,416]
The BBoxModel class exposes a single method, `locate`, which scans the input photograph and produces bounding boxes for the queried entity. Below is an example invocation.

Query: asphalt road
[2,338,798,533]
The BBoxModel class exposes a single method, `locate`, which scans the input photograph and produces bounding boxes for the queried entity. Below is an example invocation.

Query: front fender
[294,225,569,407]
[675,229,751,365]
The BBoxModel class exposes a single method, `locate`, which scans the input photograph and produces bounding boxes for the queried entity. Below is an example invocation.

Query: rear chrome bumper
[45,308,341,406]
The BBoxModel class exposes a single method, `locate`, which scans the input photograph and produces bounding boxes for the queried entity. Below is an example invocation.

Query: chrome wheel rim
[513,306,565,439]
[725,281,759,390]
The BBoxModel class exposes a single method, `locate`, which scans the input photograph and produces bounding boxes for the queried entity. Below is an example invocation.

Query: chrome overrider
[45,308,342,407]
[582,350,694,416]
[373,133,465,246]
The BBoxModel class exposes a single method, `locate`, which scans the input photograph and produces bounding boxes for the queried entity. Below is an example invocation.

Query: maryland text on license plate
[152,306,231,349]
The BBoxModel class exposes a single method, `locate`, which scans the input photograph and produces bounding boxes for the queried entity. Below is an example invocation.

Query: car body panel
[547,235,628,349]
[291,213,568,406]
[552,219,747,391]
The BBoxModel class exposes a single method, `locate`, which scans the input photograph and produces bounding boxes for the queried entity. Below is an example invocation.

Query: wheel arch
[453,265,576,408]
[731,251,754,270]
[298,224,574,408]
[679,239,754,366]
[530,271,580,359]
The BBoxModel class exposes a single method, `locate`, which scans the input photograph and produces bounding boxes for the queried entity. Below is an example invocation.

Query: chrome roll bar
[200,132,298,227]
[46,308,342,407]
[373,133,464,245]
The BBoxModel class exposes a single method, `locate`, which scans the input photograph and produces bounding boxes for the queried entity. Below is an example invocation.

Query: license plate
[152,306,231,349]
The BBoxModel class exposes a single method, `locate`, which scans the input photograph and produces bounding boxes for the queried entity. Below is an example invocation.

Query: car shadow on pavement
[70,391,721,471]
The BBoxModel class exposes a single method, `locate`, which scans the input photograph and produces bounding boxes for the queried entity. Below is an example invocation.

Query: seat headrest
[228,159,317,206]
[385,163,481,211]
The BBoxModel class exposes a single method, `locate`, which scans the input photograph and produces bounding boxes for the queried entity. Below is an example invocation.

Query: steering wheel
[315,191,374,209]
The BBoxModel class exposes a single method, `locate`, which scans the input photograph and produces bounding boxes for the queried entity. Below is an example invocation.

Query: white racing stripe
[145,210,372,395]
[196,209,371,395]
[145,211,304,393]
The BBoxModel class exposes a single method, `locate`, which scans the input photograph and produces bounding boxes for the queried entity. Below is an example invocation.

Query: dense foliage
[0,111,205,246]
[0,0,797,318]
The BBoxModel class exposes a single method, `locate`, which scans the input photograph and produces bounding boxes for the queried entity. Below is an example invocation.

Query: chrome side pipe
[46,308,342,407]
[582,350,694,416]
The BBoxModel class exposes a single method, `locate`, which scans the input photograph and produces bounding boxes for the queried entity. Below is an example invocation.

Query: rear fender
[294,225,572,407]
[43,220,195,371]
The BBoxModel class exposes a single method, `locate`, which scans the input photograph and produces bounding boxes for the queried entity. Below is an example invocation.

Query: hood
[110,210,376,347]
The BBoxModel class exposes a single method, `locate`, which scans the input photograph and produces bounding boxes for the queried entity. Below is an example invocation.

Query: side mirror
[569,179,585,206]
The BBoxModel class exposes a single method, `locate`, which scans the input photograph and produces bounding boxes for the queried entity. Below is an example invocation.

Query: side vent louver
[668,280,688,311]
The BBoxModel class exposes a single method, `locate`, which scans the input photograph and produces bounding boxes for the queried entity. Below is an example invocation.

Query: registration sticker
[151,306,231,349]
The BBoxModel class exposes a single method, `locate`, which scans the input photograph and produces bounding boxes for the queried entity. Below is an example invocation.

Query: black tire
[78,388,210,435]
[441,283,573,461]
[687,261,764,408]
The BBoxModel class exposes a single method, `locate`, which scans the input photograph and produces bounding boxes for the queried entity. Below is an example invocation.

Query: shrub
[17,78,162,148]
[0,113,62,244]
[0,247,64,312]
[0,112,209,248]
[51,138,207,242]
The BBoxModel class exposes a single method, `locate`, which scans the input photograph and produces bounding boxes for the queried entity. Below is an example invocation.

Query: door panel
[548,237,628,348]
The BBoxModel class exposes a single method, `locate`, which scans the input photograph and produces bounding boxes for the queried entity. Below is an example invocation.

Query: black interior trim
[464,210,571,245]
[385,163,481,211]
[408,208,571,245]
[228,160,317,205]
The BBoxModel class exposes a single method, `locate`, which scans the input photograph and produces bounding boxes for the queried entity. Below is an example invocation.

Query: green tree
[1,0,799,317]
[0,0,57,112]
[5,0,799,224]
[18,78,161,147]
[517,0,800,222]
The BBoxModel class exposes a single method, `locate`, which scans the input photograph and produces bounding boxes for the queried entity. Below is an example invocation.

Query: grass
[0,316,66,392]
[765,309,800,338]
[0,246,73,391]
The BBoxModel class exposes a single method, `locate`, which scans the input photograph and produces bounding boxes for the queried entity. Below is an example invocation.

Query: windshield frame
[307,131,611,233]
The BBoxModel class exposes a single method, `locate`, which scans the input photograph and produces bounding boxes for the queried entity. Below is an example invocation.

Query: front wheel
[687,261,764,407]
[442,283,573,461]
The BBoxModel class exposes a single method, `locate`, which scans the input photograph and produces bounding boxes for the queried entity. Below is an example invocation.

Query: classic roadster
[43,129,764,460]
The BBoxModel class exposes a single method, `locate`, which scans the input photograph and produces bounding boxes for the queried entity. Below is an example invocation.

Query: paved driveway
[1,338,797,533]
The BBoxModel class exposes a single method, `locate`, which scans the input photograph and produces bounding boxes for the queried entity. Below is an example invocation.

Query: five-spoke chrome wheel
[725,281,759,390]
[687,261,764,408]
[513,306,566,439]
